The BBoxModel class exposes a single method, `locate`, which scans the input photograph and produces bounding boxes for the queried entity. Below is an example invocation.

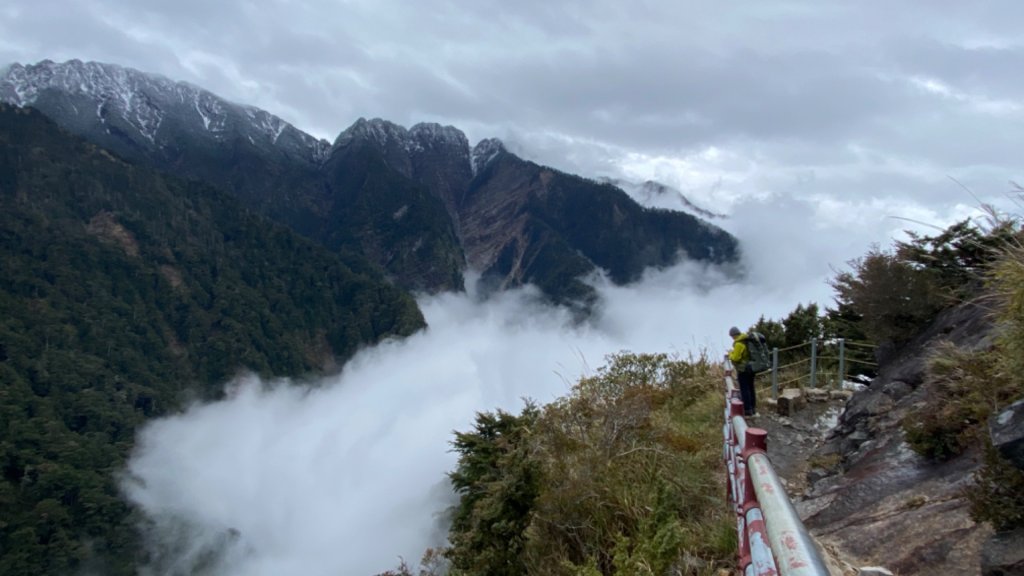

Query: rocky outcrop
[991,399,1024,470]
[981,528,1024,576]
[795,301,998,575]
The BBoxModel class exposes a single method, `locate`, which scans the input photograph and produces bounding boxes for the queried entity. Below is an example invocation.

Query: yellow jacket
[729,333,750,369]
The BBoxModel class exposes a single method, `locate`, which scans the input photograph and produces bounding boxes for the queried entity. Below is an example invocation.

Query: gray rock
[990,398,1024,470]
[830,389,854,401]
[806,388,830,403]
[807,467,831,484]
[858,568,894,576]
[841,390,894,430]
[864,394,895,416]
[777,389,806,416]
[848,430,871,442]
[981,528,1024,576]
[882,380,913,400]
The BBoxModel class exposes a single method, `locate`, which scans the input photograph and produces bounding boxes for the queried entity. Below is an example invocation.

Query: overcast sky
[6,1,1023,574]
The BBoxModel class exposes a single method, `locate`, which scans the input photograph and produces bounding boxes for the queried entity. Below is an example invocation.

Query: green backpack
[746,332,772,373]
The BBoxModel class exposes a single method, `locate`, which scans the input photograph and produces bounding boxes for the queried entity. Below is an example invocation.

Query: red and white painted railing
[724,358,831,576]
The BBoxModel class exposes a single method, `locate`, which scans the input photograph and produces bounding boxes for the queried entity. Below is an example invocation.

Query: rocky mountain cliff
[1,59,738,306]
[772,299,1023,575]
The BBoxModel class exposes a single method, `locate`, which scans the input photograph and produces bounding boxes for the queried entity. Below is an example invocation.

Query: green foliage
[375,549,447,576]
[830,218,1018,351]
[902,343,1005,461]
[781,303,823,350]
[900,224,1023,465]
[988,235,1024,389]
[830,247,945,347]
[964,228,1024,528]
[896,219,1018,297]
[445,353,733,576]
[323,143,465,292]
[0,105,425,575]
[966,443,1024,531]
[447,405,541,576]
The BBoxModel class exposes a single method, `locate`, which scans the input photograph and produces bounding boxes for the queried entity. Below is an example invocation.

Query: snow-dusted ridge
[601,177,728,219]
[471,138,505,175]
[333,117,471,157]
[0,59,331,162]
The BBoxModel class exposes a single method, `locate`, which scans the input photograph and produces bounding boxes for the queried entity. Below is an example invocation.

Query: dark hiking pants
[738,370,756,416]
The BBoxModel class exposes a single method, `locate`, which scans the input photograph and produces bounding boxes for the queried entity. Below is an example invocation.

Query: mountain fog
[121,193,978,575]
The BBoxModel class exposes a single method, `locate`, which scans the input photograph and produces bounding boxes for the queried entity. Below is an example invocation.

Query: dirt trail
[751,393,845,493]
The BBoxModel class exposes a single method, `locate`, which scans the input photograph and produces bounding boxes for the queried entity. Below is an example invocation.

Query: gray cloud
[119,183,961,574]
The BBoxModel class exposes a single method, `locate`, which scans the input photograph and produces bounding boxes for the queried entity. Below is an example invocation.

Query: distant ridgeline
[1,60,739,309]
[0,104,423,575]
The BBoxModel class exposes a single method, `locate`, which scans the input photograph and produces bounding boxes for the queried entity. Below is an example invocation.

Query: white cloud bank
[119,192,990,576]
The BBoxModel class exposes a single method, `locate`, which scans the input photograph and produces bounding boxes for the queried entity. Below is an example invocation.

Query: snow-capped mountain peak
[0,59,330,162]
[334,118,470,157]
[471,138,506,175]
[410,122,469,150]
[600,177,727,219]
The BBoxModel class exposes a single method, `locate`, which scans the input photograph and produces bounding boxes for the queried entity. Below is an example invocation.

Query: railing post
[771,347,778,400]
[838,338,845,389]
[809,338,818,388]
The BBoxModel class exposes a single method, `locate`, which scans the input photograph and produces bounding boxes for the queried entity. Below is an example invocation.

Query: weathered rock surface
[981,528,1024,576]
[805,388,831,403]
[777,388,806,416]
[991,399,1024,470]
[793,301,997,575]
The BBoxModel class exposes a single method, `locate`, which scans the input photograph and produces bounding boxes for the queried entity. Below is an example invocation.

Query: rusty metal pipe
[724,356,831,576]
[746,452,830,576]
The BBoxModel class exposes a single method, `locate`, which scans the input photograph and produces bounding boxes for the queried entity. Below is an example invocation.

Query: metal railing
[723,357,831,576]
[762,338,878,400]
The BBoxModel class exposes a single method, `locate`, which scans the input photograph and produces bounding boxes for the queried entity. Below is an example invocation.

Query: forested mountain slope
[0,104,423,575]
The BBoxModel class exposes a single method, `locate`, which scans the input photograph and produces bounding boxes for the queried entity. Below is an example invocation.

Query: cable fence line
[774,342,811,354]
[775,358,811,370]
[774,375,808,388]
[841,340,878,349]
[746,337,877,400]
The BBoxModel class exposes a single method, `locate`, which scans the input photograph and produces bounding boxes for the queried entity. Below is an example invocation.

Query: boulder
[882,380,913,400]
[830,389,854,401]
[777,388,806,416]
[805,388,830,403]
[990,398,1024,470]
[981,528,1024,576]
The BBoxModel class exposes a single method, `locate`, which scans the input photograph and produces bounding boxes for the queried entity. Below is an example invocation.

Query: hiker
[728,326,757,417]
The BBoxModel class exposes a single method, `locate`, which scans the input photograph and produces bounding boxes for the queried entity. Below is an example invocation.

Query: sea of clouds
[121,192,981,576]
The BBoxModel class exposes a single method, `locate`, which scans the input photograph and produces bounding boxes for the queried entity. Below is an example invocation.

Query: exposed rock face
[990,399,1024,470]
[460,149,739,308]
[981,528,1024,576]
[797,301,998,575]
